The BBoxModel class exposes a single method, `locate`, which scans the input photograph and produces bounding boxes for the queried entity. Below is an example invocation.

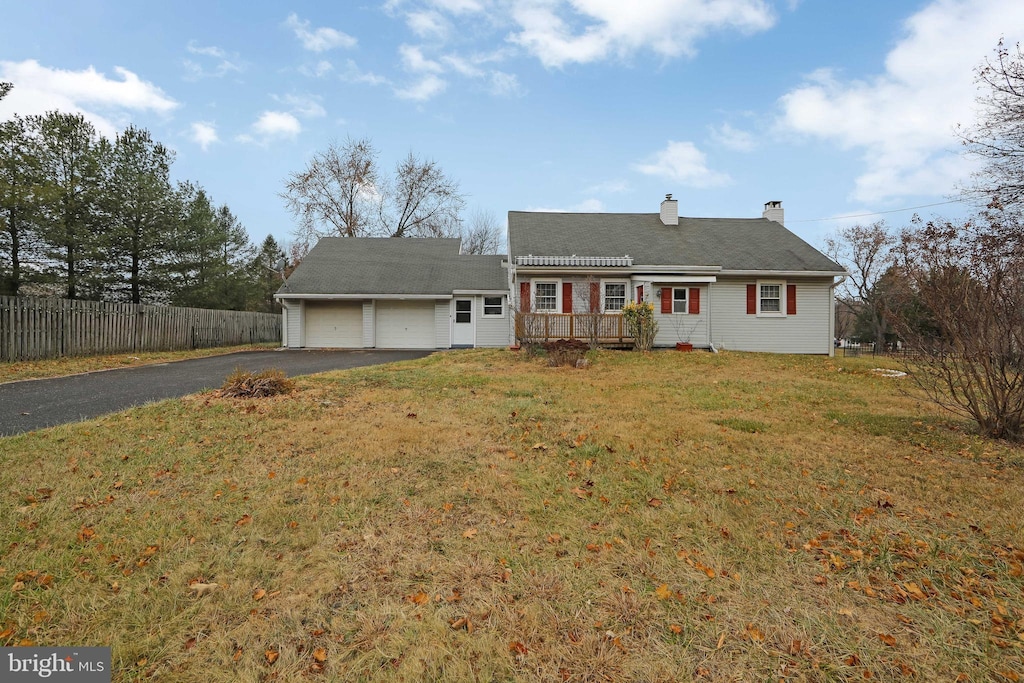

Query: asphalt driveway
[0,349,433,437]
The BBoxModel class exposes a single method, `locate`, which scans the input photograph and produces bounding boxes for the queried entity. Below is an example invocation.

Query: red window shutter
[590,282,600,313]
[637,285,643,302]
[562,282,573,313]
[787,284,797,315]
[660,288,672,314]
[746,284,756,314]
[519,281,530,312]
[689,287,700,315]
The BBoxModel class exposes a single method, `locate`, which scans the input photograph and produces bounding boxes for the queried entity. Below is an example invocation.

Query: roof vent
[660,194,678,226]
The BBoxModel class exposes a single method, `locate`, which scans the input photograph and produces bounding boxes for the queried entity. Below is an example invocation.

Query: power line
[790,198,974,223]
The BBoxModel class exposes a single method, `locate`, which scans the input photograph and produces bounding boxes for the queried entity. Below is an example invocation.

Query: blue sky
[2,0,1022,251]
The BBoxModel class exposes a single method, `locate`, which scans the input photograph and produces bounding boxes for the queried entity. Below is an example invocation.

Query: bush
[219,367,296,398]
[542,339,589,367]
[622,301,658,352]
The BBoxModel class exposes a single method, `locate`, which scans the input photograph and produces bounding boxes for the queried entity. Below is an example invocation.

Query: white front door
[452,298,475,347]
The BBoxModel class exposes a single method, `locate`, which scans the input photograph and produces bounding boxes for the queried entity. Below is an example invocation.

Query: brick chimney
[762,200,784,225]
[660,194,678,226]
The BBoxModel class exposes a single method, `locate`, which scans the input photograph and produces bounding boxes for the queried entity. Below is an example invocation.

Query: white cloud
[508,0,775,68]
[632,140,732,188]
[431,0,484,13]
[189,121,218,151]
[407,10,449,38]
[284,13,357,52]
[395,74,447,100]
[489,70,524,97]
[584,179,631,194]
[183,41,243,79]
[186,42,225,59]
[443,54,485,77]
[238,111,302,143]
[0,60,178,137]
[339,59,390,86]
[710,122,756,151]
[299,60,335,78]
[274,93,327,118]
[399,44,444,73]
[777,0,1024,203]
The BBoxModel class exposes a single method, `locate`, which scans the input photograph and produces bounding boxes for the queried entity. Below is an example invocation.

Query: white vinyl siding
[304,301,363,348]
[362,301,375,348]
[285,302,302,349]
[710,277,832,354]
[476,295,513,347]
[435,301,451,349]
[376,301,437,349]
[654,285,708,348]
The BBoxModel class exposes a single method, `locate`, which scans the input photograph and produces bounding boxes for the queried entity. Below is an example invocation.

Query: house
[507,196,847,355]
[276,196,847,355]
[275,237,510,349]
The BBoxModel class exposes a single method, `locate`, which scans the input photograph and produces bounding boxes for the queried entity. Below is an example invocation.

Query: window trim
[757,279,785,317]
[600,279,630,313]
[454,298,473,324]
[671,287,689,315]
[531,279,561,313]
[482,295,505,318]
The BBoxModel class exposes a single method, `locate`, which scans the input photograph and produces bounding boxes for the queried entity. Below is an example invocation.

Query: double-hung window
[759,282,782,315]
[672,288,688,314]
[534,282,558,312]
[483,296,504,317]
[603,281,627,312]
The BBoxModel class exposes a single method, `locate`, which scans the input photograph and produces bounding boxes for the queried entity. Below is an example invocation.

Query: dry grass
[0,349,1021,682]
[0,344,279,384]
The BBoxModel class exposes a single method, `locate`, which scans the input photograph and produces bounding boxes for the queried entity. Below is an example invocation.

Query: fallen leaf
[878,633,897,647]
[745,623,765,642]
[312,647,327,663]
[669,624,683,634]
[532,443,547,451]
[184,637,196,650]
[253,589,266,601]
[509,641,528,655]
[189,582,219,597]
[647,498,662,508]
[232,648,243,662]
[265,650,279,665]
[406,591,429,605]
[655,584,673,601]
[462,528,478,539]
[235,514,252,527]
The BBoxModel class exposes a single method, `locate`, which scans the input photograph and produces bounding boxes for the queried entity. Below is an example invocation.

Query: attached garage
[304,301,363,348]
[375,300,436,349]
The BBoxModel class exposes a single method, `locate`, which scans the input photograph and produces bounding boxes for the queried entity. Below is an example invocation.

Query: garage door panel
[305,302,363,348]
[376,301,435,349]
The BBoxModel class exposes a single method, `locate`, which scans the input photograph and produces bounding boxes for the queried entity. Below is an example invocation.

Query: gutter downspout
[829,274,848,357]
[707,282,717,352]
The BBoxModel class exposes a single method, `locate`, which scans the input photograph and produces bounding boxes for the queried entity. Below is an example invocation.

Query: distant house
[275,238,509,350]
[276,196,847,355]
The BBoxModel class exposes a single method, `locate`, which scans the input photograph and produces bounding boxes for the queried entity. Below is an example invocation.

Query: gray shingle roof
[277,237,508,296]
[507,212,844,273]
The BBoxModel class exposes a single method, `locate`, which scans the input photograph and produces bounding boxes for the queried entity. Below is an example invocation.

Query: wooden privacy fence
[0,296,281,362]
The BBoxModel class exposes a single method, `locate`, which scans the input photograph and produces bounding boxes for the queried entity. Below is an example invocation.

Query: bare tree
[825,221,894,350]
[281,138,466,243]
[280,136,380,242]
[386,152,464,238]
[958,39,1024,207]
[890,211,1024,441]
[461,208,504,254]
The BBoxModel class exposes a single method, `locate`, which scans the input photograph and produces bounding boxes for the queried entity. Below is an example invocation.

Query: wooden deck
[514,312,634,347]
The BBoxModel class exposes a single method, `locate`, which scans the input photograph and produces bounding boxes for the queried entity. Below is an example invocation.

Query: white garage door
[305,302,363,348]
[375,301,436,349]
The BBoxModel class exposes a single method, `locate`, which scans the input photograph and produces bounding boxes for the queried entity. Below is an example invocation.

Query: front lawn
[1,350,1021,681]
